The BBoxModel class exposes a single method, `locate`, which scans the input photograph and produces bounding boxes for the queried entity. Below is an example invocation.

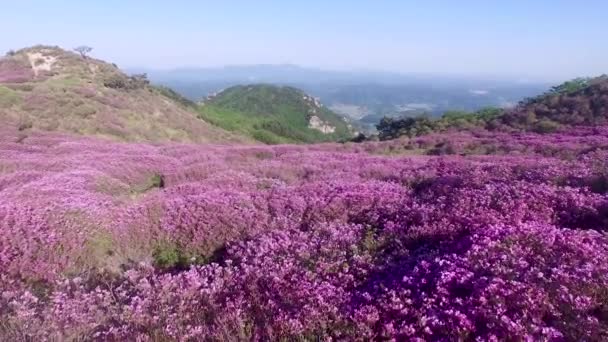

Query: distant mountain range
[132,65,551,128]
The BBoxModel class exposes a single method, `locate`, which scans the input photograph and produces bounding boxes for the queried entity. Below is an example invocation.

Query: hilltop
[0,46,245,143]
[198,84,355,144]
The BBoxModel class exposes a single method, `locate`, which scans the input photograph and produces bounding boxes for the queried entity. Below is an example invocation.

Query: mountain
[134,65,550,125]
[0,46,246,143]
[198,84,354,144]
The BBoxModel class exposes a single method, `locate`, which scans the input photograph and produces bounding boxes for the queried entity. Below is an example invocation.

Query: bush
[427,141,456,155]
[103,75,128,89]
[350,133,367,143]
[252,129,283,144]
[103,73,149,91]
[149,174,165,189]
[17,120,33,131]
[152,244,191,271]
[533,119,561,133]
[130,174,165,194]
[260,120,298,138]
[377,115,437,140]
[587,175,608,194]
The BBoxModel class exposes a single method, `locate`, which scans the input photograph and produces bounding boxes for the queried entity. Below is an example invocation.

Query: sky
[1,0,607,81]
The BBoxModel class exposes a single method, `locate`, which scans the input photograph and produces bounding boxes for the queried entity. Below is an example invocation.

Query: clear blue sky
[2,0,607,81]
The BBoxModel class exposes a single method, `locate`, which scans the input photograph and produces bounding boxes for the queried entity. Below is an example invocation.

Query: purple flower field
[1,125,608,341]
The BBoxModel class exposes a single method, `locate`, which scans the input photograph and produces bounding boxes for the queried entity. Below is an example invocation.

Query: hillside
[499,75,608,130]
[198,84,354,144]
[0,46,245,143]
[3,124,608,340]
[376,76,608,140]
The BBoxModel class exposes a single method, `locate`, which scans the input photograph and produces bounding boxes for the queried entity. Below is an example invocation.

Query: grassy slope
[0,45,247,143]
[198,85,353,144]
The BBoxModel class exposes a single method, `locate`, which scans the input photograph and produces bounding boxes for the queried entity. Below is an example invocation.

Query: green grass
[197,85,353,144]
[0,85,21,107]
[199,105,291,143]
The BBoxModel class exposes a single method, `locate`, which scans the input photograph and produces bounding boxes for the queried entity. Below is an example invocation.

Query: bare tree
[74,46,93,58]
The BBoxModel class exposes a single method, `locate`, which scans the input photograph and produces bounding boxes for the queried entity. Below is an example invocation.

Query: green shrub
[152,243,224,271]
[104,73,149,91]
[152,244,190,270]
[252,130,283,144]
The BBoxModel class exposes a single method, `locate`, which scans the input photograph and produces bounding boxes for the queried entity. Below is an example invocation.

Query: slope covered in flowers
[1,124,608,341]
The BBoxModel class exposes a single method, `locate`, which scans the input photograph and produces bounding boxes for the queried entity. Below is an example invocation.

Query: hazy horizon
[2,1,607,82]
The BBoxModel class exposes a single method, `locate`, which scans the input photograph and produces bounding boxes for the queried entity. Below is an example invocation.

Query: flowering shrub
[0,58,34,83]
[1,125,608,340]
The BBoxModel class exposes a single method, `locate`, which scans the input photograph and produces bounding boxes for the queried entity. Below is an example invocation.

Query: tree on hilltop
[74,46,93,58]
